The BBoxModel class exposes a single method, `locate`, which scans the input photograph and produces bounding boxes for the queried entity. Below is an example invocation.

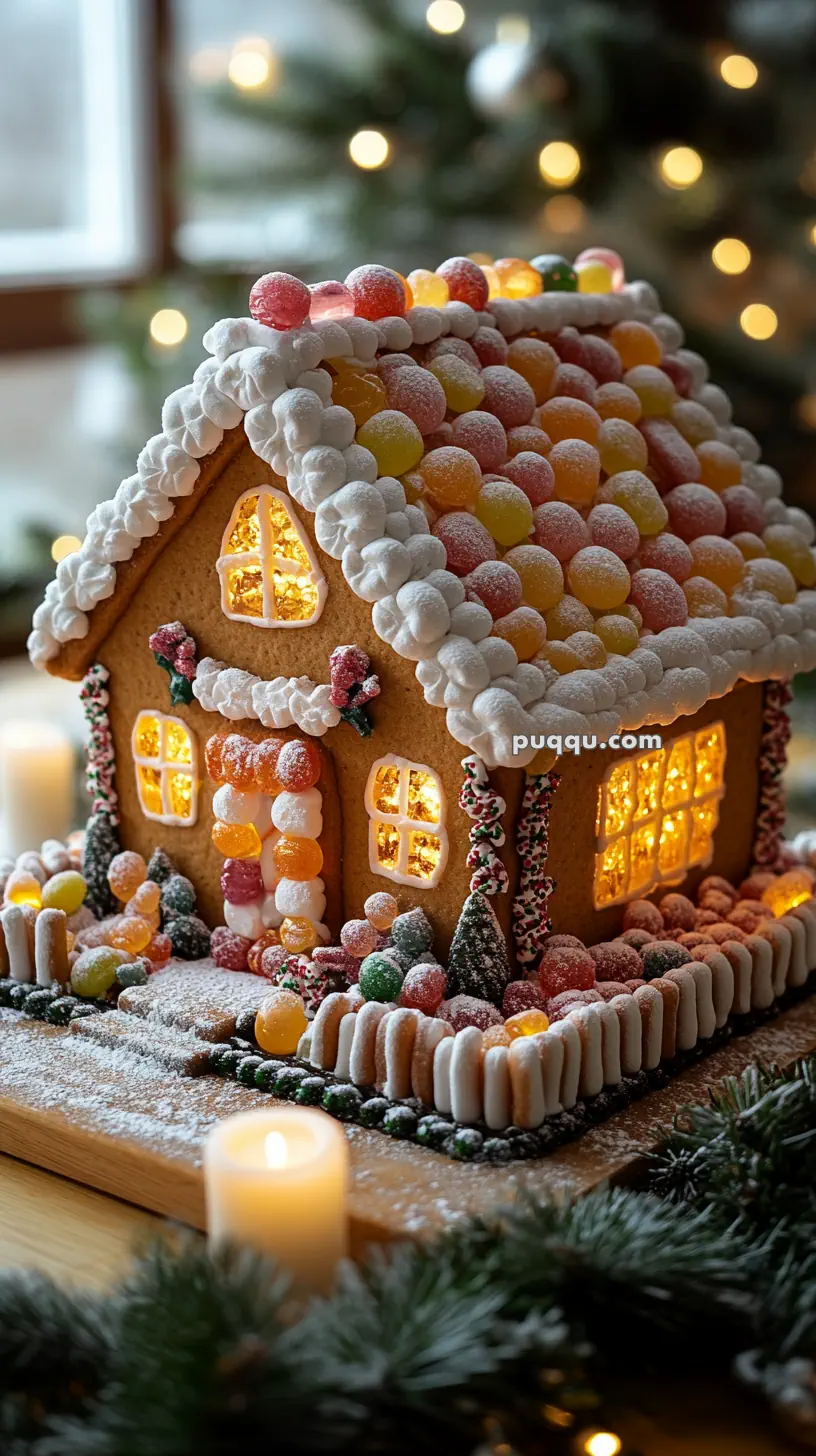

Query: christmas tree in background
[86,0,816,504]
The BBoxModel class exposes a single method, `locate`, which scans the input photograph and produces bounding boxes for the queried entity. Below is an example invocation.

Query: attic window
[594,722,726,908]
[132,711,198,827]
[217,487,327,628]
[365,756,448,889]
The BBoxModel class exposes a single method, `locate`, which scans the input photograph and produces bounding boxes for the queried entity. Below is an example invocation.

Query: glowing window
[365,756,448,889]
[132,711,198,827]
[594,722,726,908]
[216,486,327,627]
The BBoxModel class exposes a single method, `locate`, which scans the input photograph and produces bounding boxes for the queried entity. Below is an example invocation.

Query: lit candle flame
[264,1131,288,1169]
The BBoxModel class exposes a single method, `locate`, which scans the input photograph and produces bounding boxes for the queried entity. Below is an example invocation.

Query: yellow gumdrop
[428,354,485,413]
[595,382,642,423]
[540,641,583,674]
[764,525,816,587]
[545,594,595,640]
[732,531,767,561]
[614,601,643,628]
[743,557,798,604]
[623,365,676,416]
[332,369,388,427]
[211,820,262,859]
[407,268,449,307]
[494,256,543,299]
[594,614,640,655]
[503,544,564,611]
[566,630,608,667]
[255,989,308,1056]
[575,259,613,294]
[597,417,648,475]
[670,399,719,445]
[279,916,319,953]
[108,915,152,954]
[568,545,631,610]
[357,409,424,476]
[41,870,86,915]
[689,535,745,593]
[5,871,42,909]
[505,1007,551,1037]
[474,481,534,547]
[609,320,663,369]
[611,470,669,536]
[683,576,730,618]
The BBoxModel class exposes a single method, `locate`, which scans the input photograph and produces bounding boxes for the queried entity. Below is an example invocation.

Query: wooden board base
[1,1002,815,1250]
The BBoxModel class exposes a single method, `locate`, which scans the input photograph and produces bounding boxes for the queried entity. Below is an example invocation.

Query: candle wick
[264,1131,288,1169]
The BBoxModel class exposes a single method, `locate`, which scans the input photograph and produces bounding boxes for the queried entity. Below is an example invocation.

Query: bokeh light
[540,195,586,232]
[496,14,531,43]
[51,535,82,563]
[227,39,275,90]
[582,1434,622,1456]
[659,146,704,188]
[719,54,758,88]
[348,129,391,169]
[425,1,466,34]
[740,303,778,339]
[712,237,751,274]
[539,141,582,187]
[149,308,189,347]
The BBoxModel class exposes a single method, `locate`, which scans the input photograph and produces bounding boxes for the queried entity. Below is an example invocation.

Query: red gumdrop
[679,931,710,949]
[552,362,597,404]
[638,418,700,490]
[481,365,537,429]
[340,918,379,958]
[211,926,252,972]
[470,326,508,366]
[385,366,447,435]
[502,980,547,1018]
[465,560,524,618]
[738,873,773,900]
[438,994,503,1032]
[624,978,646,991]
[547,989,603,1021]
[595,981,633,1001]
[276,738,321,791]
[538,946,596,999]
[532,501,591,561]
[660,893,697,931]
[552,327,587,366]
[377,352,419,378]
[248,271,310,330]
[432,511,497,576]
[422,422,454,452]
[698,890,734,918]
[425,336,482,369]
[660,355,694,397]
[721,485,766,536]
[146,932,171,966]
[435,256,489,310]
[400,964,447,1013]
[628,568,688,631]
[221,859,264,906]
[665,483,727,543]
[581,334,624,384]
[259,944,290,981]
[504,451,556,507]
[344,264,407,320]
[450,410,508,471]
[638,532,694,583]
[588,941,643,982]
[695,909,721,928]
[506,425,552,458]
[545,934,588,950]
[622,899,663,934]
[587,503,640,560]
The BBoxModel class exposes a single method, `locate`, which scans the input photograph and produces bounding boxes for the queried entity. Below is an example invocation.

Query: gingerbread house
[28,253,816,973]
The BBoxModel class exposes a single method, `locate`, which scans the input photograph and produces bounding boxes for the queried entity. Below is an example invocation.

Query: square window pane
[373,820,400,871]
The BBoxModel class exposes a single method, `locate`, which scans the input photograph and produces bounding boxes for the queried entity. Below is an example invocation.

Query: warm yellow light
[809,221,816,247]
[712,237,751,274]
[761,868,813,917]
[264,1131,288,1169]
[468,251,494,266]
[349,129,390,170]
[227,42,272,90]
[51,534,81,563]
[659,145,703,188]
[584,1434,622,1456]
[496,14,531,43]
[540,195,586,233]
[539,141,581,187]
[740,303,778,340]
[426,0,465,34]
[149,308,188,347]
[797,394,816,429]
[719,53,758,89]
[189,47,228,84]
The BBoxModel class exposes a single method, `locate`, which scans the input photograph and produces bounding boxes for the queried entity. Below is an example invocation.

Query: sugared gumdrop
[622,899,663,935]
[481,365,536,429]
[587,503,640,560]
[537,396,601,446]
[637,417,699,489]
[699,874,739,902]
[211,926,252,972]
[450,411,507,472]
[503,451,555,507]
[637,533,693,583]
[664,483,727,544]
[538,946,596,999]
[400,964,447,1013]
[341,918,379,959]
[344,264,406,321]
[249,271,310,330]
[532,501,590,561]
[640,942,692,980]
[465,560,523,618]
[108,851,146,903]
[309,279,354,322]
[470,326,508,367]
[364,891,399,931]
[628,569,688,630]
[432,511,496,576]
[475,480,534,547]
[221,734,258,791]
[492,605,547,660]
[721,485,766,537]
[276,738,321,791]
[568,546,631,610]
[619,927,655,950]
[438,994,503,1032]
[221,858,264,906]
[660,893,697,931]
[552,362,597,405]
[385,367,447,435]
[588,941,643,982]
[502,980,547,1018]
[502,544,563,612]
[435,256,490,310]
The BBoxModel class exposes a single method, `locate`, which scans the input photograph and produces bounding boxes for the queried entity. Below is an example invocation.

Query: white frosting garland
[29,284,816,768]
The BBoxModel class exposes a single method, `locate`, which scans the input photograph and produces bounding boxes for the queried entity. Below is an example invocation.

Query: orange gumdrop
[506,338,558,403]
[609,319,663,369]
[279,917,319,953]
[536,397,601,445]
[332,369,388,426]
[254,737,285,795]
[204,734,226,785]
[212,820,262,859]
[272,835,324,880]
[549,439,601,504]
[221,734,258,791]
[695,440,742,492]
[126,881,161,917]
[506,425,552,458]
[108,915,152,954]
[419,446,482,509]
[492,605,548,661]
[594,381,642,423]
[247,928,281,974]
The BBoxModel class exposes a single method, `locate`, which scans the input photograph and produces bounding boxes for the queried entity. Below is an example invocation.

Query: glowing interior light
[349,129,390,170]
[264,1131,288,1169]
[51,534,82,563]
[425,0,466,34]
[659,145,703,188]
[132,712,197,826]
[538,141,581,187]
[584,1434,622,1456]
[740,303,778,340]
[149,308,188,347]
[217,487,327,627]
[719,53,758,89]
[712,237,751,274]
[761,868,814,917]
[366,757,448,887]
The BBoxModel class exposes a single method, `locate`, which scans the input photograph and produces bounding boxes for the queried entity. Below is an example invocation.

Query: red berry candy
[504,452,556,507]
[580,334,624,384]
[502,980,547,1018]
[664,483,727,543]
[638,533,693,583]
[470,326,508,366]
[432,512,497,576]
[249,271,311,331]
[276,738,321,791]
[221,858,264,906]
[211,926,252,972]
[465,560,524,618]
[538,946,596,999]
[588,940,643,982]
[450,411,508,472]
[386,367,447,435]
[400,964,447,1013]
[146,932,171,966]
[435,256,490,310]
[628,568,688,631]
[425,336,482,369]
[638,418,699,490]
[345,264,407,320]
[532,501,590,561]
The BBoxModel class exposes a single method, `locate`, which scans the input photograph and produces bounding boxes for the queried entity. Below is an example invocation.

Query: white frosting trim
[30,283,816,769]
[192,656,340,735]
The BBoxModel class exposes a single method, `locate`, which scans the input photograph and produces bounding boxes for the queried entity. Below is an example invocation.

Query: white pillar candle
[0,721,74,858]
[204,1108,348,1294]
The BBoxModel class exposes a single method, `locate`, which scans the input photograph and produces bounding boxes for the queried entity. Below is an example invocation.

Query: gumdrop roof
[29,254,816,768]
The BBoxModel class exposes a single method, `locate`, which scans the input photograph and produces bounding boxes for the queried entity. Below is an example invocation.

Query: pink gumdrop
[587,503,640,560]
[435,256,489,310]
[502,980,547,1018]
[377,352,420,379]
[260,945,290,981]
[665,483,727,543]
[450,410,508,472]
[308,279,354,322]
[538,946,596,999]
[438,994,503,1032]
[552,327,587,365]
[721,484,766,536]
[211,926,252,972]
[385,366,447,435]
[249,271,311,330]
[425,336,482,369]
[470,326,508,366]
[552,362,597,405]
[660,355,694,397]
[400,964,447,1013]
[532,501,591,562]
[581,333,624,384]
[465,559,524,618]
[638,418,700,490]
[595,981,634,1001]
[575,246,625,291]
[344,264,407,320]
[638,532,694,583]
[432,512,497,576]
[340,918,379,958]
[629,568,689,630]
[481,365,536,429]
[220,858,264,906]
[588,941,643,982]
[504,451,556,507]
[623,899,663,934]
